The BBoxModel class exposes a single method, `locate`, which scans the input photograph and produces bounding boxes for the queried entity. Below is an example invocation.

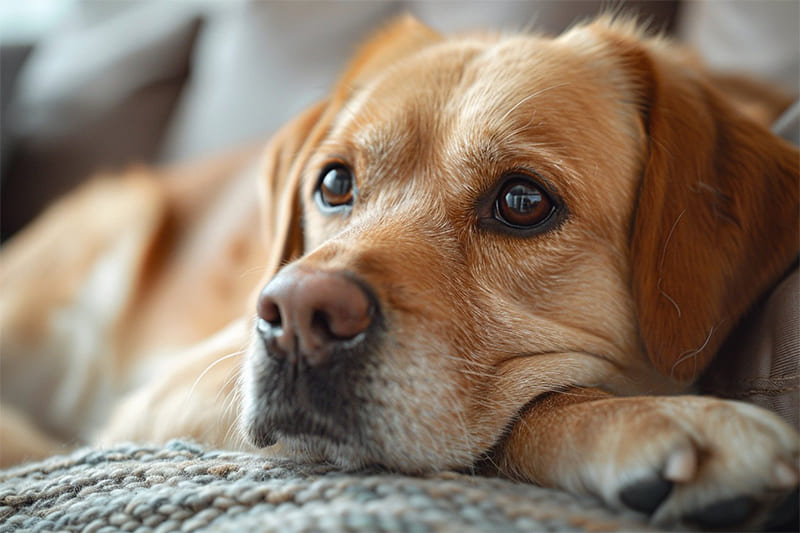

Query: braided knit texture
[0,440,659,532]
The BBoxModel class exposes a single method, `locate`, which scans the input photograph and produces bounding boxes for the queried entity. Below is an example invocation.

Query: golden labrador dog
[1,16,798,529]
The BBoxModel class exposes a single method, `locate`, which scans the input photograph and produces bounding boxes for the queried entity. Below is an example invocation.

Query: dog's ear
[260,15,440,279]
[260,100,329,278]
[602,23,799,382]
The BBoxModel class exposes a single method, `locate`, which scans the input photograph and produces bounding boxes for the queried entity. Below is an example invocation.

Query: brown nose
[256,265,373,365]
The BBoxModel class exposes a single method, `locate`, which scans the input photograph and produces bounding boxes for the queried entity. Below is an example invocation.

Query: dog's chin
[241,334,502,473]
[243,400,488,474]
[246,408,358,449]
[268,433,480,475]
[243,410,384,470]
[274,436,377,471]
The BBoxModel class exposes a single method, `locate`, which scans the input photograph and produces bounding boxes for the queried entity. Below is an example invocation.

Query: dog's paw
[592,398,799,529]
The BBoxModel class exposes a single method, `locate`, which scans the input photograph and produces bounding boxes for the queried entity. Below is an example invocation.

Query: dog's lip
[249,402,358,448]
[489,349,623,415]
[496,349,623,369]
[257,395,356,436]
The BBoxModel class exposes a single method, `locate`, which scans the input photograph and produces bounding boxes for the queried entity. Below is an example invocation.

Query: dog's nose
[257,265,373,365]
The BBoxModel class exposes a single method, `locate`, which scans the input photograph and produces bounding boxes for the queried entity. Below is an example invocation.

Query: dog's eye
[494,178,554,228]
[316,165,355,210]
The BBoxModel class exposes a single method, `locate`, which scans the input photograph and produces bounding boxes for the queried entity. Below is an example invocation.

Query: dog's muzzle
[247,264,379,447]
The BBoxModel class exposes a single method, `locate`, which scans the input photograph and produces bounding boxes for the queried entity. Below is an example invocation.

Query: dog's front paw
[591,398,799,529]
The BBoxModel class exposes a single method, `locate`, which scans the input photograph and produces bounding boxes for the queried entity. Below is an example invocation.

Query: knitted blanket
[0,440,662,532]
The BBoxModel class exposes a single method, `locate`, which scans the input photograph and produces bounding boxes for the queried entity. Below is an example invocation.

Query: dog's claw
[619,477,673,514]
[684,496,755,529]
[662,445,697,483]
[772,461,799,489]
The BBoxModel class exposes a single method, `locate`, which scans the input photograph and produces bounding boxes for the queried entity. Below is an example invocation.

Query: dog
[1,15,798,529]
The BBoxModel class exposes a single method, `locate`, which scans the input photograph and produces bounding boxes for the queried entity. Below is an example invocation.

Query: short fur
[1,16,797,528]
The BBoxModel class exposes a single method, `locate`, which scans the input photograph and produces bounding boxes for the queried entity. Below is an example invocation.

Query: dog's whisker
[440,377,477,462]
[221,395,245,446]
[196,369,245,448]
[239,266,274,278]
[212,371,241,410]
[188,349,247,401]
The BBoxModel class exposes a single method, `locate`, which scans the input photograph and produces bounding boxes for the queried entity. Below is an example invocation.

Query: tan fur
[1,14,797,526]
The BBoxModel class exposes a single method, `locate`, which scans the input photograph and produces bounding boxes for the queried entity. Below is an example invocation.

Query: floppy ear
[259,15,440,279]
[259,100,329,279]
[619,30,799,382]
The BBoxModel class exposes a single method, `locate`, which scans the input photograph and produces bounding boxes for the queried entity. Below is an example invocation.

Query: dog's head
[241,16,799,472]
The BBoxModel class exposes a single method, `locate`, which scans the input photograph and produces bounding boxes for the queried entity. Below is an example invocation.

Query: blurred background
[1,0,797,242]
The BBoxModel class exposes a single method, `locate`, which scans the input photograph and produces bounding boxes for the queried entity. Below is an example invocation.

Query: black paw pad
[620,477,673,514]
[685,496,755,529]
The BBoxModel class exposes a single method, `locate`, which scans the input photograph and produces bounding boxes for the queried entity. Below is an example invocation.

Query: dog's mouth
[248,406,354,448]
[243,324,377,451]
[243,329,575,471]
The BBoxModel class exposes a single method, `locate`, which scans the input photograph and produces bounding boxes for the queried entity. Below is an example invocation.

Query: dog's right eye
[316,165,355,212]
[478,171,564,236]
[494,177,555,229]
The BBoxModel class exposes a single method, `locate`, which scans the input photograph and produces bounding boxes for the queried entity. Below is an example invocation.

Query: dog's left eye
[494,178,555,229]
[316,164,355,211]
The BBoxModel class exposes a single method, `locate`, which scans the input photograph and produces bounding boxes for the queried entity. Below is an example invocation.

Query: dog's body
[1,16,798,528]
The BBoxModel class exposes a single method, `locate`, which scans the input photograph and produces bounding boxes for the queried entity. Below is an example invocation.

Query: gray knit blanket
[0,440,662,532]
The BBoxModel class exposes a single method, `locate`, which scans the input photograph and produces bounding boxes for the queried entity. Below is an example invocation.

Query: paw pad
[685,496,755,529]
[619,477,673,514]
[763,488,799,532]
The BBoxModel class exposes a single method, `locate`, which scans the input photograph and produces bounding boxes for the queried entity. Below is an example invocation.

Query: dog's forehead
[325,33,642,196]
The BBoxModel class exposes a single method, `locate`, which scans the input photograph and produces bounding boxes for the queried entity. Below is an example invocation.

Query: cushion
[0,441,660,532]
